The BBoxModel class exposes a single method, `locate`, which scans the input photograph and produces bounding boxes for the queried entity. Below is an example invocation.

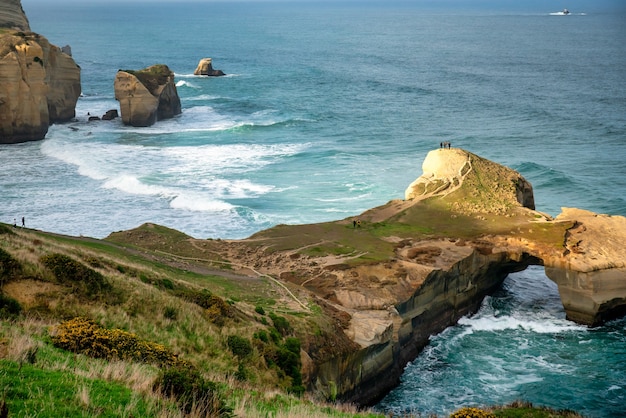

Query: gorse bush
[40,253,111,296]
[174,288,234,322]
[51,317,184,368]
[449,407,496,418]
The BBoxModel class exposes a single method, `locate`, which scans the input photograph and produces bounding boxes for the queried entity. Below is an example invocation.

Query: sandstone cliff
[0,31,81,143]
[0,0,30,31]
[114,64,181,127]
[107,148,626,406]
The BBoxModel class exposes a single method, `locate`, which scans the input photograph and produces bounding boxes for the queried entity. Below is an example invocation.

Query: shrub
[160,278,175,290]
[51,317,184,368]
[205,295,234,325]
[0,224,15,235]
[268,312,291,336]
[226,335,252,359]
[0,248,21,284]
[234,363,247,381]
[0,293,22,318]
[40,253,111,296]
[254,305,265,315]
[254,330,269,343]
[269,327,282,344]
[449,407,495,418]
[155,365,232,416]
[163,306,178,320]
[262,336,304,395]
[284,337,300,355]
[175,288,212,308]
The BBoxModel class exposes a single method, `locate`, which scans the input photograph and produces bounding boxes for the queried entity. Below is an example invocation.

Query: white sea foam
[458,310,585,335]
[176,80,199,89]
[183,94,220,101]
[169,194,234,212]
[162,142,307,173]
[102,175,173,197]
[315,193,373,203]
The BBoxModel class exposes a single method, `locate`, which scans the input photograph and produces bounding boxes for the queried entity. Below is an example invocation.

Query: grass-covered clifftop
[123,64,174,94]
[1,148,592,417]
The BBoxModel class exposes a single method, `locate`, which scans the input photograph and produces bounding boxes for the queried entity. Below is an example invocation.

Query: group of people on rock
[440,141,452,149]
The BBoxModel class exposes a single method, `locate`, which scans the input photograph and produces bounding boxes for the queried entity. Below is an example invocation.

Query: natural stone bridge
[109,148,626,407]
[216,148,626,405]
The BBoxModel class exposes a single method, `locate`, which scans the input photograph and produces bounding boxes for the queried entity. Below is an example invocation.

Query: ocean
[3,1,626,416]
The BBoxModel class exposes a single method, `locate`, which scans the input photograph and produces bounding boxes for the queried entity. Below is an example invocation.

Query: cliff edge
[105,148,626,406]
[0,0,81,143]
[0,0,30,32]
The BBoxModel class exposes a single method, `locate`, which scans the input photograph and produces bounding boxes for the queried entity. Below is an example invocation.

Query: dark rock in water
[88,116,100,121]
[101,109,119,120]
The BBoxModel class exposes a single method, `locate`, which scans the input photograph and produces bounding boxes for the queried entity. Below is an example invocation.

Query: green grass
[0,360,162,417]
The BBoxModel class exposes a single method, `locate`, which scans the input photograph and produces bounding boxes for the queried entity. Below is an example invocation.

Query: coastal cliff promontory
[102,148,626,406]
[0,2,81,144]
[114,64,181,127]
[3,149,624,412]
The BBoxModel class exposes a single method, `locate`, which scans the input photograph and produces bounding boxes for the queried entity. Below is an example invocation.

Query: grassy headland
[0,149,582,417]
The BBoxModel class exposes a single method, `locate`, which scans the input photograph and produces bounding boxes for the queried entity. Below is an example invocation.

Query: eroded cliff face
[543,208,626,325]
[0,32,81,143]
[308,243,536,405]
[214,148,625,405]
[106,148,625,406]
[0,0,30,31]
[114,64,181,127]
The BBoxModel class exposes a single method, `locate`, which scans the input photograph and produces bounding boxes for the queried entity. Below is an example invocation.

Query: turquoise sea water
[2,2,626,416]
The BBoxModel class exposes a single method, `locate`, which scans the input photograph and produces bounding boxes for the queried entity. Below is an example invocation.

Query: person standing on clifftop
[21,217,25,227]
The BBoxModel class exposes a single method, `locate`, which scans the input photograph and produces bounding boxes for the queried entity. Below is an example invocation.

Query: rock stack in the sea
[193,58,225,76]
[0,0,81,144]
[114,64,181,127]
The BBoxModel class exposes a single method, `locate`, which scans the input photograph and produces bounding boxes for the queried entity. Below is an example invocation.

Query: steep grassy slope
[0,223,376,417]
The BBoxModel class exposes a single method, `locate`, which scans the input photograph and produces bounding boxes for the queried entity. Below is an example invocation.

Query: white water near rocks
[2,2,625,416]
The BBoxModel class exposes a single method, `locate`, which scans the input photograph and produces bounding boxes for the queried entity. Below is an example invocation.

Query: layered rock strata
[217,148,625,405]
[0,0,30,31]
[114,64,181,127]
[0,31,81,143]
[108,148,625,406]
